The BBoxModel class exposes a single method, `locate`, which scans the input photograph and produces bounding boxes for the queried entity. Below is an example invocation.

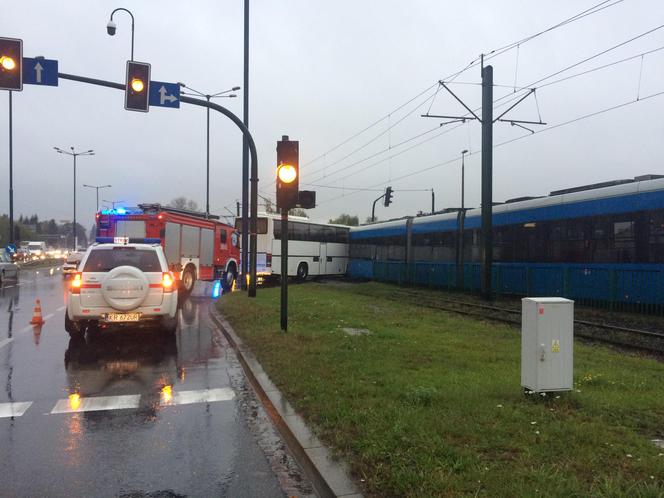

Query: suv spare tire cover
[101,265,150,311]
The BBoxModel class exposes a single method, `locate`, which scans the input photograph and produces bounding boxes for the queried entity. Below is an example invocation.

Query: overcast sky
[1,0,663,232]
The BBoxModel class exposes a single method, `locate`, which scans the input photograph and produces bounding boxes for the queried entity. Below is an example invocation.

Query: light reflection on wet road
[0,266,313,498]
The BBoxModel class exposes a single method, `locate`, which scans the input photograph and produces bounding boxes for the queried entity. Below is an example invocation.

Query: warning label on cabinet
[552,339,560,353]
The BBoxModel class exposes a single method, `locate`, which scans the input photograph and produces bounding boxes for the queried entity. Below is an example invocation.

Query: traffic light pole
[371,193,386,222]
[55,71,261,297]
[8,91,13,244]
[280,208,288,332]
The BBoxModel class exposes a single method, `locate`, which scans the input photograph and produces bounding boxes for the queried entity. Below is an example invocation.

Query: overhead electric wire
[316,90,664,207]
[293,1,627,192]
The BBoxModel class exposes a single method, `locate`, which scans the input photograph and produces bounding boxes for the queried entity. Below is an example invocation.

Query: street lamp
[54,147,95,249]
[179,83,240,218]
[83,184,111,212]
[106,8,135,61]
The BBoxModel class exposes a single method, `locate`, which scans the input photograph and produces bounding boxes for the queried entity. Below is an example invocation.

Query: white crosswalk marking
[0,401,33,418]
[51,394,141,414]
[0,338,13,350]
[167,387,235,406]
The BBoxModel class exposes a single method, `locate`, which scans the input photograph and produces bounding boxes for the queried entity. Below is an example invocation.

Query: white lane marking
[3,285,15,289]
[0,401,33,418]
[0,338,14,350]
[42,313,54,321]
[165,387,235,406]
[57,306,66,312]
[19,325,33,334]
[50,394,141,414]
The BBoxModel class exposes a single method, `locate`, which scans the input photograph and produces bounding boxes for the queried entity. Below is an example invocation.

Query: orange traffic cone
[30,299,45,326]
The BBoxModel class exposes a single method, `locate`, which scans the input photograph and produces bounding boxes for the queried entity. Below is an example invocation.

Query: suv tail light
[71,273,82,294]
[162,272,175,293]
[266,253,272,267]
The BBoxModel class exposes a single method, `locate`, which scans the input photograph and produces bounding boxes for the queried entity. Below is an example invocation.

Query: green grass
[218,282,664,497]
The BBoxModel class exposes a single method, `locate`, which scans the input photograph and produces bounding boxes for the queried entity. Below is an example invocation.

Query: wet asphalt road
[0,265,313,498]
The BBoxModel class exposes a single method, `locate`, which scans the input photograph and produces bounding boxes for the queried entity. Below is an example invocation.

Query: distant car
[27,241,47,260]
[62,251,84,277]
[0,252,19,285]
[65,240,178,339]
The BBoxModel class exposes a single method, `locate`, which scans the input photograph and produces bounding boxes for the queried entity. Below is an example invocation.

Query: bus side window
[220,230,227,245]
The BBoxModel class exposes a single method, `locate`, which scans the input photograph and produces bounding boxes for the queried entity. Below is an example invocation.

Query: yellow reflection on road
[161,385,173,404]
[69,393,81,411]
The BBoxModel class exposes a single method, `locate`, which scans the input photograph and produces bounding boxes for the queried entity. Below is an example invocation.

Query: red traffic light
[0,37,22,91]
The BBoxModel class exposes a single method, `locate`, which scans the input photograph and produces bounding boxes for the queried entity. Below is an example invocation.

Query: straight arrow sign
[149,81,180,109]
[22,57,58,86]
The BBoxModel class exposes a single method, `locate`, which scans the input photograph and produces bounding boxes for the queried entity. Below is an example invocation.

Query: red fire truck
[96,203,240,293]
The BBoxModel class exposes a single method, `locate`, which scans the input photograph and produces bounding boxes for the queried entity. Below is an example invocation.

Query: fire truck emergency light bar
[95,237,161,244]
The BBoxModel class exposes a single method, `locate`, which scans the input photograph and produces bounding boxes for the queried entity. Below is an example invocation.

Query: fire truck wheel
[181,266,196,294]
[224,266,237,290]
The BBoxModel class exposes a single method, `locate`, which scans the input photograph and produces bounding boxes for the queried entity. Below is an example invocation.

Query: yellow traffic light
[277,164,297,184]
[0,56,16,71]
[130,78,145,92]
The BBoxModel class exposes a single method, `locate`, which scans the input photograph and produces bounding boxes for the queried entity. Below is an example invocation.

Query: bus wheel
[181,266,196,294]
[297,262,308,281]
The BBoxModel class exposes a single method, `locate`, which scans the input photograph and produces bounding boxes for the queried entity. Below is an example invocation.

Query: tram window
[336,228,349,243]
[614,221,634,239]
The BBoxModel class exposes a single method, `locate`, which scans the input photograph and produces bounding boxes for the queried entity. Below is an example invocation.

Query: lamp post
[83,184,111,212]
[461,149,468,212]
[106,8,135,60]
[179,84,240,218]
[54,147,95,249]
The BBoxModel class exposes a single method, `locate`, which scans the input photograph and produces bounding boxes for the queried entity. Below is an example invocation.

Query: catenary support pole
[206,96,211,218]
[241,0,250,290]
[8,91,13,244]
[431,189,434,214]
[481,65,494,300]
[280,207,288,332]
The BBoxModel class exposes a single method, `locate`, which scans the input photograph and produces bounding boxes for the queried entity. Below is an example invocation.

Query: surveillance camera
[106,20,117,36]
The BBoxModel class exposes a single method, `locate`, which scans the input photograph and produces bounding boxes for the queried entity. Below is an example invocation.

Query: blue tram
[348,175,664,310]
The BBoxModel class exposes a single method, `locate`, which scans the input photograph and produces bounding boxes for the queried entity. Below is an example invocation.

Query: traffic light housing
[125,60,150,112]
[276,136,299,210]
[384,186,394,207]
[0,37,22,91]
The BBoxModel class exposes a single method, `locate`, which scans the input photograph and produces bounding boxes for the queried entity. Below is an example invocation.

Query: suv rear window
[83,248,162,272]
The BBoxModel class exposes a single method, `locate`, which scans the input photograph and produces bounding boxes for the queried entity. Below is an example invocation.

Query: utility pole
[431,188,435,214]
[421,59,544,300]
[480,64,493,300]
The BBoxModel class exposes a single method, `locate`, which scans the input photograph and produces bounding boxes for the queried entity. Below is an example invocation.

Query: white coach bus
[236,213,350,281]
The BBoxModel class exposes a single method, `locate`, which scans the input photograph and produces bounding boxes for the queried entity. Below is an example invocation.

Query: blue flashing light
[212,280,222,299]
[115,207,127,215]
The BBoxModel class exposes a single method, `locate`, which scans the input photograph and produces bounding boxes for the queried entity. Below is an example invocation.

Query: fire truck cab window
[220,230,227,244]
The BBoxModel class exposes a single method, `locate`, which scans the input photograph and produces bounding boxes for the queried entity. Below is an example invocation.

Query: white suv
[65,241,178,339]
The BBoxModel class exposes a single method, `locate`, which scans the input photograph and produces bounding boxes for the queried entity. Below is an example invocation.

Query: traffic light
[384,186,394,207]
[298,190,316,209]
[276,136,299,210]
[0,37,22,91]
[124,60,150,112]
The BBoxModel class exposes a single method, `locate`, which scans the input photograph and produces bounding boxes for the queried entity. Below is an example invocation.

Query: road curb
[209,306,363,498]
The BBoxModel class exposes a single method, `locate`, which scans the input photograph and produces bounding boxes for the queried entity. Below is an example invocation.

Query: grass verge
[218,281,664,497]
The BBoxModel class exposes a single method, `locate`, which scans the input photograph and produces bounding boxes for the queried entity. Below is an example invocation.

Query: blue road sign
[23,57,58,86]
[149,81,180,108]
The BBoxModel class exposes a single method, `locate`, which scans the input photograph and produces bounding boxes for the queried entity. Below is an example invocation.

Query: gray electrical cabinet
[521,297,574,393]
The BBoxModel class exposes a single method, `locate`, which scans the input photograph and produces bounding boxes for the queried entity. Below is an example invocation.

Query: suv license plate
[106,313,141,322]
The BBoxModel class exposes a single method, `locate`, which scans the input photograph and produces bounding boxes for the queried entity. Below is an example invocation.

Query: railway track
[363,288,664,352]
